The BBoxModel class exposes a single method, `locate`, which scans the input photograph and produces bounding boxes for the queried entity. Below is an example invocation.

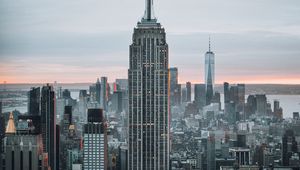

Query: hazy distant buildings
[96,78,101,103]
[128,0,170,169]
[255,94,267,116]
[41,84,56,170]
[100,77,108,111]
[224,83,246,122]
[186,82,192,102]
[205,39,215,105]
[28,87,40,115]
[170,67,181,106]
[194,84,206,109]
[111,91,123,113]
[83,109,108,170]
[273,100,283,119]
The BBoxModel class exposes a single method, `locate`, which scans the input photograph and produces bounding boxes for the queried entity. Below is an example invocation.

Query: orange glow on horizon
[1,76,300,84]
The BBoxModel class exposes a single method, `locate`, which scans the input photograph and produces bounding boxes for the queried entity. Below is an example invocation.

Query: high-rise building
[0,101,4,165]
[194,84,206,109]
[4,113,49,170]
[170,67,178,93]
[282,129,298,166]
[41,84,56,170]
[205,38,215,105]
[181,87,187,103]
[101,77,108,111]
[256,94,267,115]
[170,67,181,106]
[28,87,40,115]
[128,0,170,169]
[96,78,101,103]
[273,100,283,119]
[224,82,230,104]
[111,91,123,113]
[83,109,108,170]
[186,82,192,102]
[207,133,216,170]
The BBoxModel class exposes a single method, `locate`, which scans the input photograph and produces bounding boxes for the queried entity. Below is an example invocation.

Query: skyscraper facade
[100,77,108,111]
[28,87,40,115]
[96,78,101,104]
[128,0,170,169]
[186,82,192,102]
[83,109,108,170]
[205,39,215,105]
[41,84,56,170]
[170,67,181,106]
[194,84,206,109]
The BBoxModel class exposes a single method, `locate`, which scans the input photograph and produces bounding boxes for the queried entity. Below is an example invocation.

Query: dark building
[170,68,181,106]
[41,84,56,170]
[186,82,192,102]
[0,101,4,169]
[195,84,206,109]
[62,89,71,99]
[256,94,267,116]
[118,145,128,170]
[293,112,300,120]
[207,133,216,170]
[282,129,298,166]
[245,95,256,118]
[100,77,108,111]
[18,114,41,134]
[128,0,170,169]
[28,87,40,115]
[61,105,72,135]
[273,100,283,119]
[237,133,247,148]
[224,82,230,104]
[56,125,60,170]
[96,78,101,103]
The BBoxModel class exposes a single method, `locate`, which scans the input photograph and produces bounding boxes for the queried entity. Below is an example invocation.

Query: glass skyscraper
[128,0,170,169]
[205,38,215,105]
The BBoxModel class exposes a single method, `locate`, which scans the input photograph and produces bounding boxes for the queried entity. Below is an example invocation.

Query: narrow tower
[205,37,215,105]
[128,0,170,169]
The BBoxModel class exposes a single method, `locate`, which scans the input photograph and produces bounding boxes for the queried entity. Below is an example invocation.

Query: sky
[0,0,300,84]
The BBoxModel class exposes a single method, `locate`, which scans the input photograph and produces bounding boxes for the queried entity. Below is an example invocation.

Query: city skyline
[1,0,300,84]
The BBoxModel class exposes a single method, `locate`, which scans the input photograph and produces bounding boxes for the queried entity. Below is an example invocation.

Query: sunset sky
[0,0,300,84]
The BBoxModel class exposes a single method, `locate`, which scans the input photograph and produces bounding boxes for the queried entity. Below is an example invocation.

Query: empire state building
[128,0,170,169]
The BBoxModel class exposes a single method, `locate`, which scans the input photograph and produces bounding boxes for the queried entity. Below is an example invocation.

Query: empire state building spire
[143,0,155,21]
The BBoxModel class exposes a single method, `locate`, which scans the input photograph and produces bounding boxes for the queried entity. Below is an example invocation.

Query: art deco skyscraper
[205,38,215,105]
[128,0,170,169]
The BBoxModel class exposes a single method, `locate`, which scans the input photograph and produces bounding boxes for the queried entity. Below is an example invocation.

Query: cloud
[0,0,300,83]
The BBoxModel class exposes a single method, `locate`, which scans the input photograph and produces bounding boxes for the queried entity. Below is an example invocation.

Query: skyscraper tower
[83,109,108,170]
[205,37,215,105]
[28,87,41,115]
[128,0,170,169]
[41,84,56,170]
[100,77,108,111]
